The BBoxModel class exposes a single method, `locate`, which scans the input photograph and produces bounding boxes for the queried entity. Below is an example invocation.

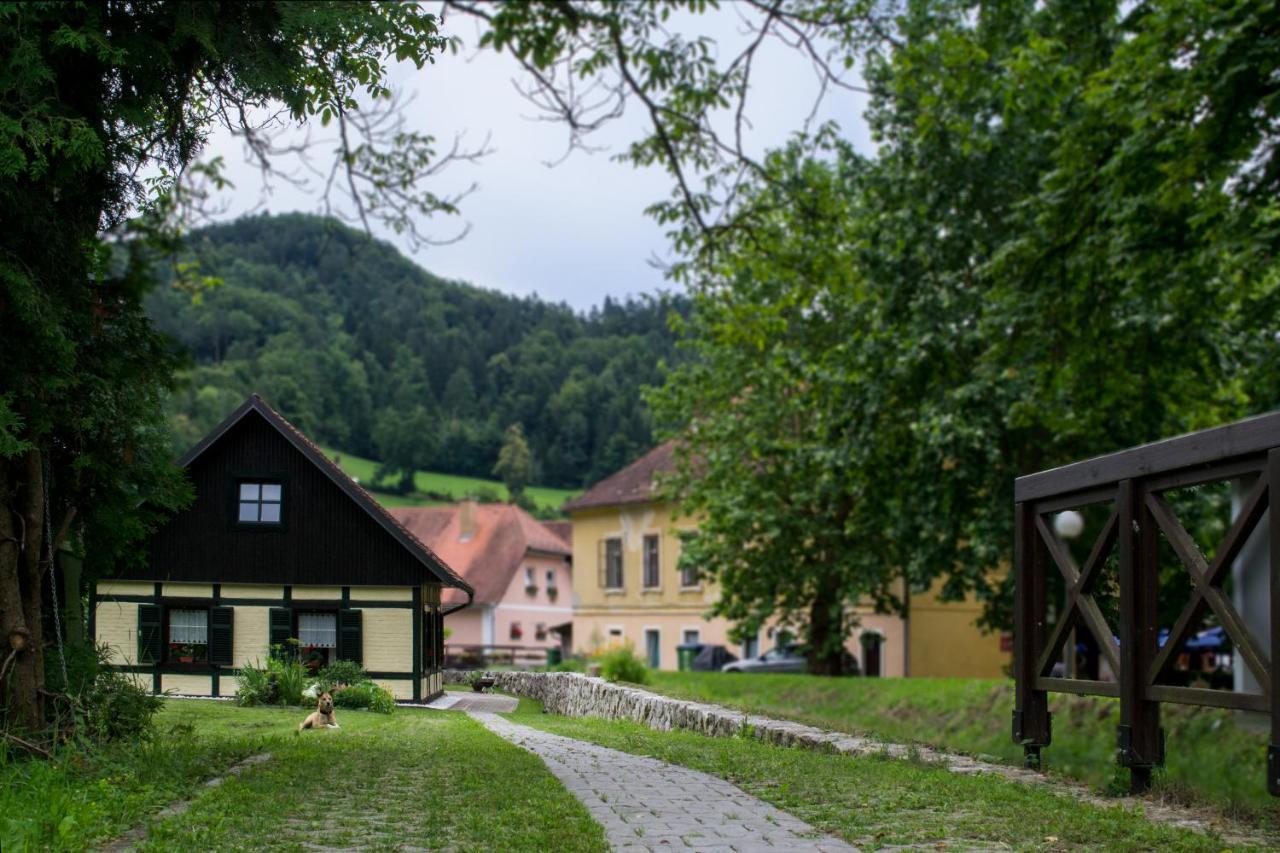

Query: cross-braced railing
[1013,413,1280,795]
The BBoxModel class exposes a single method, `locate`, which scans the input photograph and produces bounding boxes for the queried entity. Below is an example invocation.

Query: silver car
[721,643,807,673]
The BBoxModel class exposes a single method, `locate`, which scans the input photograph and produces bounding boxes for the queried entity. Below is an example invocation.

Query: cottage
[91,394,472,702]
[392,501,572,665]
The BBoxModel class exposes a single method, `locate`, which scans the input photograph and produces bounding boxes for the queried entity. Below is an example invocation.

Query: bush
[598,644,648,685]
[316,660,366,692]
[549,656,587,673]
[235,656,310,706]
[41,642,162,743]
[332,681,396,714]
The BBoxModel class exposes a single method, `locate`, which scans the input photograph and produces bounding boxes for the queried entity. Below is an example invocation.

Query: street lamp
[1054,510,1085,540]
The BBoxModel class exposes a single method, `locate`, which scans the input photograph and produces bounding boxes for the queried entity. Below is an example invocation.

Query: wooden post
[1013,501,1050,768]
[1269,450,1280,795]
[1117,479,1162,792]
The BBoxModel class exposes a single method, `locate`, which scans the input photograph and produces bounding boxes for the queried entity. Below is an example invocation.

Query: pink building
[392,501,572,663]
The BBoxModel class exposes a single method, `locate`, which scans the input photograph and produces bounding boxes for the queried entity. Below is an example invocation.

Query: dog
[298,691,339,731]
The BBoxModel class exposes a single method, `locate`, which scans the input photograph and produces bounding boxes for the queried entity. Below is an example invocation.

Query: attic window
[238,482,283,524]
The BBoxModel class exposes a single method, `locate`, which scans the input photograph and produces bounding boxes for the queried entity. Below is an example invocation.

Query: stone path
[470,712,857,852]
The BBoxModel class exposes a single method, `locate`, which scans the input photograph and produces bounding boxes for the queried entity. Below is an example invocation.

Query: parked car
[722,643,808,673]
[721,643,862,675]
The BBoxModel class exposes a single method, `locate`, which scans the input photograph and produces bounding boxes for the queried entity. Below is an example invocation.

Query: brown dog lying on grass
[298,691,339,731]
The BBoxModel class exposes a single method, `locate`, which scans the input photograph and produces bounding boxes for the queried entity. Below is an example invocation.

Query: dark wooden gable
[125,401,465,588]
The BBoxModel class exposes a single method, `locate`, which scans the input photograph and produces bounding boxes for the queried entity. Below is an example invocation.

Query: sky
[202,7,873,312]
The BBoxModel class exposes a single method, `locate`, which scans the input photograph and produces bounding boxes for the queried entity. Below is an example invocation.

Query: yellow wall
[95,600,139,665]
[292,586,343,600]
[221,584,280,599]
[233,606,271,667]
[572,502,737,670]
[908,580,1008,678]
[94,582,436,699]
[570,501,1006,678]
[162,674,213,695]
[362,609,413,673]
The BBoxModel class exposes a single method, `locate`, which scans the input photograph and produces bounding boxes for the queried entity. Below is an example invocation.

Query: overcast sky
[202,7,873,311]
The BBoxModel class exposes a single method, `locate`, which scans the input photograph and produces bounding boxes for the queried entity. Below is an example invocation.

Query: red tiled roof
[563,441,677,512]
[541,520,572,547]
[391,502,569,606]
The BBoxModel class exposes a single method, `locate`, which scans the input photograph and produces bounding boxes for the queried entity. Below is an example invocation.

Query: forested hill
[149,213,684,489]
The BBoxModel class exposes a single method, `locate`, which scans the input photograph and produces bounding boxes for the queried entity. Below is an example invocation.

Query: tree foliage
[649,0,1280,666]
[151,214,686,488]
[0,0,447,734]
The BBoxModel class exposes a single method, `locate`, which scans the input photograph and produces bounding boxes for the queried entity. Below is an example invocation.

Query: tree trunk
[806,581,846,676]
[0,452,43,732]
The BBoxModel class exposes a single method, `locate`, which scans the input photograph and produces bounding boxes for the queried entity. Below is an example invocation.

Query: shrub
[235,656,309,706]
[269,657,309,706]
[332,681,396,714]
[598,644,648,685]
[235,661,276,706]
[316,660,366,692]
[549,656,587,673]
[40,642,162,742]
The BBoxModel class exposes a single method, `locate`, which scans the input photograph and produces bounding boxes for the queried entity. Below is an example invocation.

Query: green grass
[3,700,606,852]
[320,445,579,512]
[644,671,1280,821]
[505,697,1246,851]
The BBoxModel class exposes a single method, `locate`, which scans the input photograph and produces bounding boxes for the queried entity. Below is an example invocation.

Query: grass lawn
[320,445,579,513]
[2,700,605,852]
[644,671,1280,821]
[505,698,1252,851]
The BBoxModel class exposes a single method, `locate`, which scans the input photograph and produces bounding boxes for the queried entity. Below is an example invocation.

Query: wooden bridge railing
[1014,412,1280,795]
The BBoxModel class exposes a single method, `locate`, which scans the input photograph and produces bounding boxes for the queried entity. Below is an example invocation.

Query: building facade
[92,395,472,702]
[393,502,573,662]
[568,442,1008,676]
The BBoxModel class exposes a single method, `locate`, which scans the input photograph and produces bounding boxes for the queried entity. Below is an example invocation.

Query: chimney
[459,499,477,543]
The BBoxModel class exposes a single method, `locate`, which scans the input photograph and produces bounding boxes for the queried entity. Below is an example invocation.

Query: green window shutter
[423,607,434,672]
[269,607,292,656]
[434,610,444,669]
[338,609,362,664]
[137,604,162,663]
[209,607,234,665]
[597,539,606,587]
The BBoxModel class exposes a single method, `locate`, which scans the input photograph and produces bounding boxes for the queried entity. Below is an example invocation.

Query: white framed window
[545,568,556,589]
[298,612,337,648]
[642,534,660,589]
[602,538,623,589]
[680,560,700,589]
[169,609,208,644]
[607,626,624,642]
[644,627,661,668]
[168,608,209,663]
[524,566,536,589]
[238,481,283,524]
[682,628,701,646]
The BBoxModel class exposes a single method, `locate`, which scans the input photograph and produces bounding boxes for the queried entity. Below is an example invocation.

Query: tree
[372,406,439,493]
[649,0,1278,670]
[493,424,534,506]
[1,1,448,734]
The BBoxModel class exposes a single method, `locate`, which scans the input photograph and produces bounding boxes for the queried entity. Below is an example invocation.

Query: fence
[444,643,553,670]
[1013,413,1280,795]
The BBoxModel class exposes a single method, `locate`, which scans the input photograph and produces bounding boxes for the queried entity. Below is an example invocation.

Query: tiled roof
[540,520,572,547]
[563,441,677,512]
[178,394,472,596]
[391,502,569,606]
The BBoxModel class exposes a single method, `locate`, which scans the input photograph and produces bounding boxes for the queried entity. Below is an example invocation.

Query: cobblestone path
[470,712,858,852]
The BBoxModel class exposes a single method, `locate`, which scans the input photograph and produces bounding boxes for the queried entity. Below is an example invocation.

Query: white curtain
[298,612,337,648]
[169,609,208,644]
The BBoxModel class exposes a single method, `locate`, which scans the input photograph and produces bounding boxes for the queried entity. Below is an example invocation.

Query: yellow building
[566,442,1008,677]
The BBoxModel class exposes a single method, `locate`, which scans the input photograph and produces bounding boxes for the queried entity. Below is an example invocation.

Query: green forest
[149,214,685,489]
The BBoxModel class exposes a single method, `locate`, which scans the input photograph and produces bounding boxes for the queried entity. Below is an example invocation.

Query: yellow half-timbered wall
[93,580,446,702]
